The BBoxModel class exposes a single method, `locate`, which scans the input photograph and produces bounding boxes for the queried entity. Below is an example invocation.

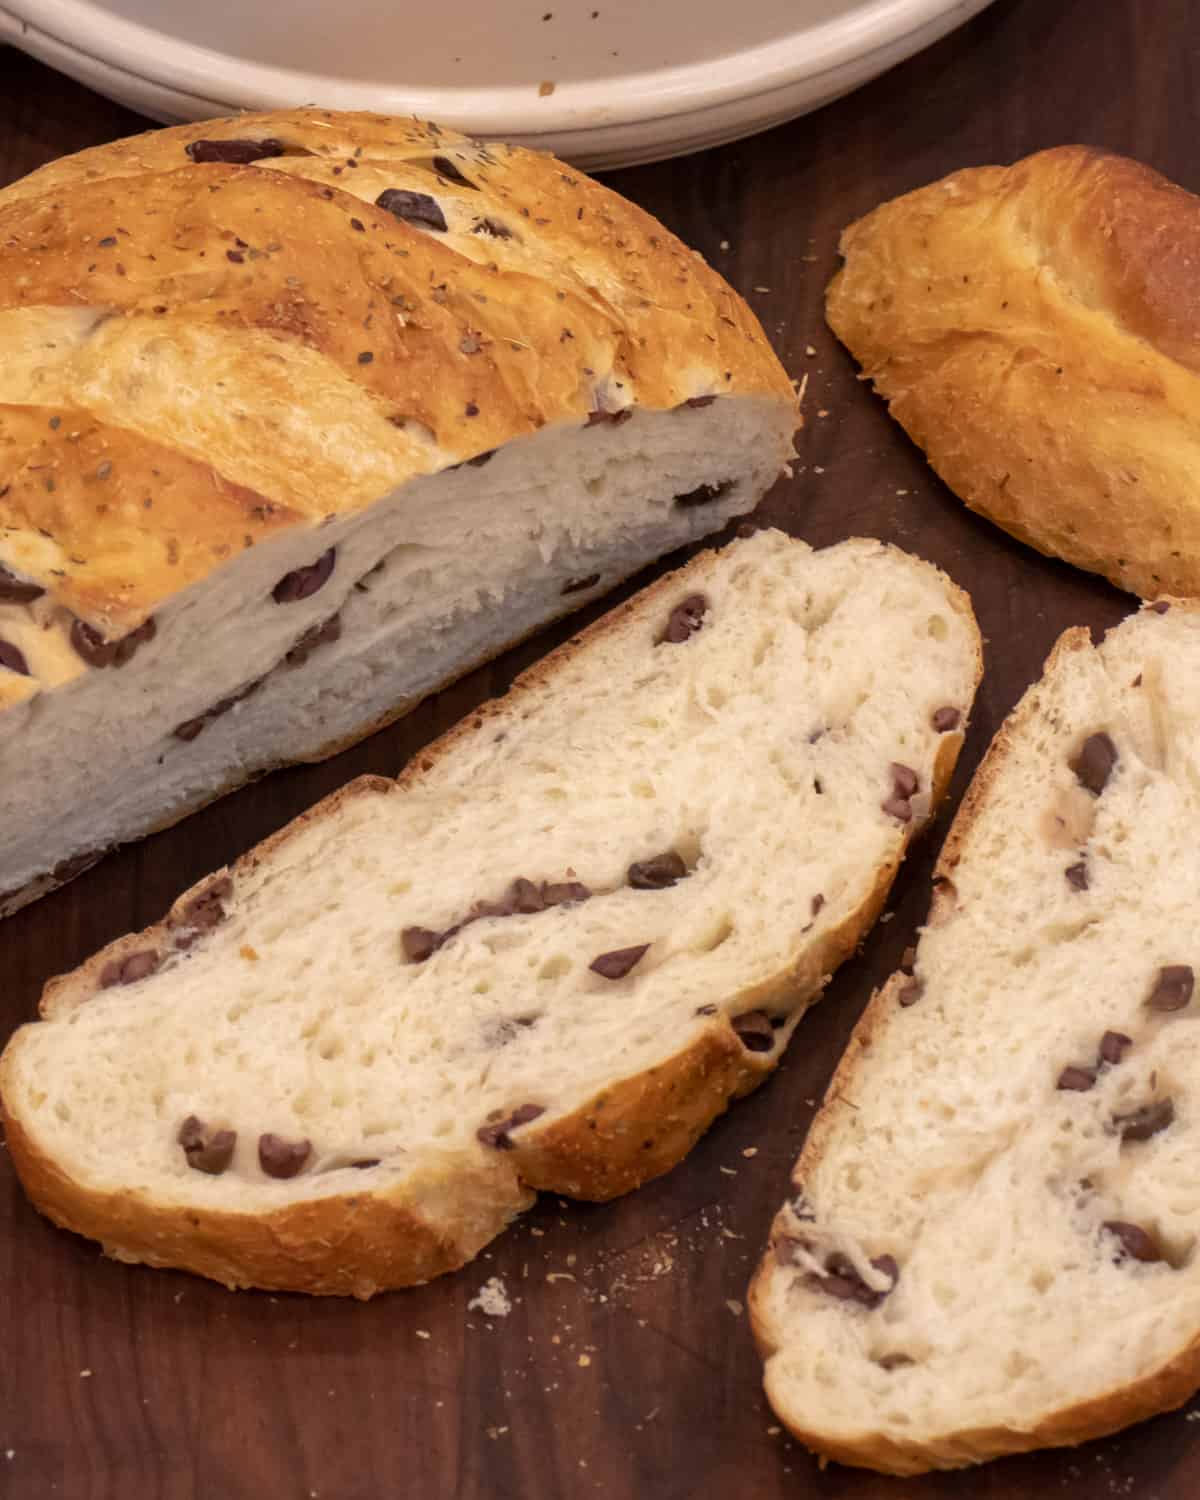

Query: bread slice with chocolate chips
[0,529,979,1296]
[0,107,797,917]
[751,599,1200,1474]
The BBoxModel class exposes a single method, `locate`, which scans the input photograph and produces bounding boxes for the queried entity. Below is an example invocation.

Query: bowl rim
[1,0,990,133]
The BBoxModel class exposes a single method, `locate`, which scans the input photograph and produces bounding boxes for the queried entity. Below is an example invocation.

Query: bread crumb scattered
[753,285,771,294]
[719,239,730,251]
[539,81,556,97]
[79,1369,92,1378]
[805,345,817,357]
[742,1146,758,1158]
[485,1425,510,1440]
[719,1165,737,1176]
[577,1353,591,1367]
[5,1450,14,1461]
[239,944,259,961]
[415,1329,431,1340]
[767,1426,782,1436]
[725,1299,744,1317]
[468,1276,512,1317]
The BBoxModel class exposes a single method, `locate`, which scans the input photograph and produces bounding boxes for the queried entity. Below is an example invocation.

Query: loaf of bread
[827,146,1200,601]
[752,598,1200,1473]
[0,530,979,1296]
[0,108,797,917]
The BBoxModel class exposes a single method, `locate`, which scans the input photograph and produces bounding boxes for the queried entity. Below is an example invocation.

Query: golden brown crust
[826,145,1200,601]
[753,1288,1200,1476]
[0,1109,532,1299]
[0,107,793,658]
[750,612,1200,1475]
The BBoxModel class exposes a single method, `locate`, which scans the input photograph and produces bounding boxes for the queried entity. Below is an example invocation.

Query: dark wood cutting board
[1,3,1197,1494]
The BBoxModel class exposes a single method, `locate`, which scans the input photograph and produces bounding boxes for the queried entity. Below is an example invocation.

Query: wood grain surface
[0,2,1197,1495]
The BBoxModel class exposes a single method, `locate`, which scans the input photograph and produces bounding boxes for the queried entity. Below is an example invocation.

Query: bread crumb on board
[468,1276,513,1317]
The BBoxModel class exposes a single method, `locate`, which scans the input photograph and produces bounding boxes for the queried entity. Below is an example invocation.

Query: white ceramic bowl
[0,0,995,169]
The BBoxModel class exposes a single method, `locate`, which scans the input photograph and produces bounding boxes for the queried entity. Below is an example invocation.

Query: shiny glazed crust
[826,145,1200,601]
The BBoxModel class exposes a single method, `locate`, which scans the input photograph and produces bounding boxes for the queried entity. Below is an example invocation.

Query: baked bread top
[0,109,794,711]
[825,145,1200,602]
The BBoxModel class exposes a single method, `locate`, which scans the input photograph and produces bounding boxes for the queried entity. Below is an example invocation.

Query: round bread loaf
[0,109,797,914]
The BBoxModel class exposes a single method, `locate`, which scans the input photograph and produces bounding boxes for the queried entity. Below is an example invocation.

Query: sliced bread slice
[0,529,980,1297]
[751,599,1200,1473]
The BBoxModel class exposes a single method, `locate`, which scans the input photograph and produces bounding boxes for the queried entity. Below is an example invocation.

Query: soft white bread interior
[752,599,1200,1474]
[0,108,797,915]
[0,530,980,1296]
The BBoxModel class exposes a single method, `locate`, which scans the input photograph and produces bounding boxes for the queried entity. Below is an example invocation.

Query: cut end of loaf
[0,104,798,913]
